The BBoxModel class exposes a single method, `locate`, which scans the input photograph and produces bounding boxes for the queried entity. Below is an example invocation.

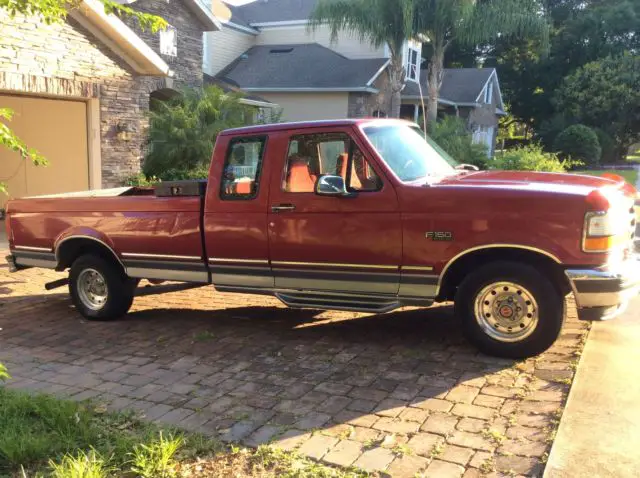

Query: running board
[275,291,401,313]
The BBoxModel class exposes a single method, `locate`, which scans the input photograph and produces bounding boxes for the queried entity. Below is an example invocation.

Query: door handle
[271,204,296,213]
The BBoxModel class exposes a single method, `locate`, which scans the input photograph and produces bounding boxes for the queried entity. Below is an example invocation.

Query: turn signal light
[583,235,626,253]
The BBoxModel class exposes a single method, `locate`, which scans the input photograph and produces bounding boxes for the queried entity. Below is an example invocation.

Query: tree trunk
[426,45,445,127]
[388,56,405,118]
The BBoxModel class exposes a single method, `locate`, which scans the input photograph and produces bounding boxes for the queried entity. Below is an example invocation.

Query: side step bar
[276,291,401,313]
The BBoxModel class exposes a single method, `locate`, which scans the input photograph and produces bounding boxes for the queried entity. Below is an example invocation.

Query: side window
[283,133,382,193]
[220,136,266,200]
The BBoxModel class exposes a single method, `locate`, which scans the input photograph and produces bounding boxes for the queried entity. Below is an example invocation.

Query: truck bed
[6,184,209,283]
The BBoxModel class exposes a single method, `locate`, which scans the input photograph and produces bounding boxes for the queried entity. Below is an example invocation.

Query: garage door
[0,94,89,209]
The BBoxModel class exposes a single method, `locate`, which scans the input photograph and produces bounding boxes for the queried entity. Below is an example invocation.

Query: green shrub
[124,173,160,187]
[494,144,580,172]
[427,116,490,169]
[0,363,9,382]
[594,128,617,163]
[130,432,183,478]
[553,124,602,167]
[143,86,254,178]
[49,449,113,478]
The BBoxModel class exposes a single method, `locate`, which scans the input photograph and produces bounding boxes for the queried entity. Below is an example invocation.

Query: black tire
[69,254,136,321]
[454,261,565,359]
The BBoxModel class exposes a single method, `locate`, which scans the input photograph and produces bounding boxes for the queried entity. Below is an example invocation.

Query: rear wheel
[69,254,136,320]
[455,261,565,358]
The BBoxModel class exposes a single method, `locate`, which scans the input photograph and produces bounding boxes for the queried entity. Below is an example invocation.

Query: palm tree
[309,0,414,118]
[412,0,549,125]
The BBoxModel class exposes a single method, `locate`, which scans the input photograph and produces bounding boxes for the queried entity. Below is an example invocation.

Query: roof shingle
[403,68,495,104]
[217,43,388,90]
[230,0,319,24]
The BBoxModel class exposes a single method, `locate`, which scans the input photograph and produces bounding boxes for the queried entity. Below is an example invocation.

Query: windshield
[362,124,457,182]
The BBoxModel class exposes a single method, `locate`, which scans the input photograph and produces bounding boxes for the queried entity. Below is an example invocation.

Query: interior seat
[286,157,318,192]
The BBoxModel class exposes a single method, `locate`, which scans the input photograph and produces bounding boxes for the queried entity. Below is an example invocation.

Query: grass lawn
[0,385,370,478]
[577,169,638,186]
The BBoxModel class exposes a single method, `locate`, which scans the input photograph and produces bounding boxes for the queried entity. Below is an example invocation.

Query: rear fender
[54,227,123,271]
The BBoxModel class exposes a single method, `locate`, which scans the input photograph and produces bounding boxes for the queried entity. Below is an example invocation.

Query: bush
[143,86,254,179]
[124,173,160,187]
[553,124,602,167]
[594,128,617,163]
[494,144,580,172]
[426,116,490,169]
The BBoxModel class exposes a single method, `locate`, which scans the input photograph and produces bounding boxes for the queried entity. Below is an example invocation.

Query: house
[0,0,219,209]
[205,0,505,156]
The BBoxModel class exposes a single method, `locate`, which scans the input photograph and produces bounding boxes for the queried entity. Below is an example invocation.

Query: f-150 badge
[426,231,453,241]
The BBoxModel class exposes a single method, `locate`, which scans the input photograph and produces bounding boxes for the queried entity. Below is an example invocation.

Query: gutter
[69,0,170,76]
[243,87,379,93]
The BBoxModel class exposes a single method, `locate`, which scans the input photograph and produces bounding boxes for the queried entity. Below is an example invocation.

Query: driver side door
[267,127,402,294]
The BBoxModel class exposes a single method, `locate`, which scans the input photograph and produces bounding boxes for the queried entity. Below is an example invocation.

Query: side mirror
[315,175,355,197]
[455,163,480,171]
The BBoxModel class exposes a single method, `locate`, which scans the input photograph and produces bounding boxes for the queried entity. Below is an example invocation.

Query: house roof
[230,0,319,24]
[203,74,276,106]
[216,43,388,92]
[403,68,496,104]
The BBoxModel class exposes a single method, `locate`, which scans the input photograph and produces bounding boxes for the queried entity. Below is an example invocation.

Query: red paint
[5,119,635,281]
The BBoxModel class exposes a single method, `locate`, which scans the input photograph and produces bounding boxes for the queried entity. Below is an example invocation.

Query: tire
[69,254,136,321]
[454,261,565,359]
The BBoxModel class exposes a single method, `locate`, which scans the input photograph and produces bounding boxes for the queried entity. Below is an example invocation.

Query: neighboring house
[205,0,505,156]
[0,0,219,208]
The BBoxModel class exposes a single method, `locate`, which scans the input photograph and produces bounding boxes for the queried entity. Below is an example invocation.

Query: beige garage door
[0,94,89,209]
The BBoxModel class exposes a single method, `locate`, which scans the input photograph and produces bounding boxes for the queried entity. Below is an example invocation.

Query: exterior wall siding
[204,25,256,76]
[255,25,386,59]
[0,0,206,188]
[257,92,348,121]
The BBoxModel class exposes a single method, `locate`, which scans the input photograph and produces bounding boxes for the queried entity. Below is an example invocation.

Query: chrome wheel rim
[473,281,538,343]
[77,268,108,310]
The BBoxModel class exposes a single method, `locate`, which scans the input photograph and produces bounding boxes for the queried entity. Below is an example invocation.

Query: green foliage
[130,432,183,478]
[554,54,640,160]
[124,173,159,187]
[553,124,601,167]
[143,86,253,179]
[494,144,580,172]
[0,0,167,31]
[49,449,113,478]
[0,363,9,382]
[427,116,489,168]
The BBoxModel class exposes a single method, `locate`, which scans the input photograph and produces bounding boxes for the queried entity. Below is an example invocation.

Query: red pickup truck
[4,119,639,358]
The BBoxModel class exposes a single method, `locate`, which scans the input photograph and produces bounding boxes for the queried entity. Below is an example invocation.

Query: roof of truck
[221,118,416,136]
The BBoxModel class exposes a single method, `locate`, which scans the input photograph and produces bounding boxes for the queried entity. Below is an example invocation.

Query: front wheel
[455,261,565,358]
[69,254,136,320]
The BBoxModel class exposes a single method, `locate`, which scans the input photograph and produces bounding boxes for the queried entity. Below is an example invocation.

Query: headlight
[583,209,630,252]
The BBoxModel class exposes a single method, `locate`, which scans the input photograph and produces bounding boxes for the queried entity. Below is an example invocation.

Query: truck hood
[435,170,628,197]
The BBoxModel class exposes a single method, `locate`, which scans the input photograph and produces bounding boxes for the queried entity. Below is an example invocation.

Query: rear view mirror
[315,175,355,197]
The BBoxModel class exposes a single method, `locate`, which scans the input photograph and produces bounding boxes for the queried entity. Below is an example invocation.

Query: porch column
[413,103,419,123]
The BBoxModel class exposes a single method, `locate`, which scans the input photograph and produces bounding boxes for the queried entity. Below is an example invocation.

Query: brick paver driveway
[0,260,587,477]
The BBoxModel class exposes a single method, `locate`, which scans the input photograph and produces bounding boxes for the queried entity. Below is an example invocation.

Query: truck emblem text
[426,231,453,241]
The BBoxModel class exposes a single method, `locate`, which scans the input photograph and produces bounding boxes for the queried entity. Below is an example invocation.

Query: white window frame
[405,40,421,82]
[160,25,177,57]
[485,81,494,104]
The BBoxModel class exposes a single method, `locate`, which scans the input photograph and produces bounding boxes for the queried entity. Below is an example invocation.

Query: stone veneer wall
[347,70,392,118]
[0,0,205,187]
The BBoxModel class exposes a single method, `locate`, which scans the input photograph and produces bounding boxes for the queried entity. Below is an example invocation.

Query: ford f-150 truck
[4,119,639,358]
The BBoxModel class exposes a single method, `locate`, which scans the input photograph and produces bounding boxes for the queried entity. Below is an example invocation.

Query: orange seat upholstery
[234,180,254,195]
[336,153,349,179]
[286,158,318,192]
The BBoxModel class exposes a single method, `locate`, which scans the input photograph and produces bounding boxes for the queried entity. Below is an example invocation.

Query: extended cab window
[220,136,266,200]
[283,133,381,193]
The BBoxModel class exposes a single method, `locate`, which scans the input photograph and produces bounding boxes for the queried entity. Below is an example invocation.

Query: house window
[160,26,177,57]
[406,41,420,81]
[484,81,494,104]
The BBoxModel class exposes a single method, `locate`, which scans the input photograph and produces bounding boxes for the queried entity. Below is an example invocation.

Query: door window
[282,133,381,193]
[220,136,267,200]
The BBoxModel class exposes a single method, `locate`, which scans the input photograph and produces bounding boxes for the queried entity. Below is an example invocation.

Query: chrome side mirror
[315,175,355,197]
[455,163,480,171]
